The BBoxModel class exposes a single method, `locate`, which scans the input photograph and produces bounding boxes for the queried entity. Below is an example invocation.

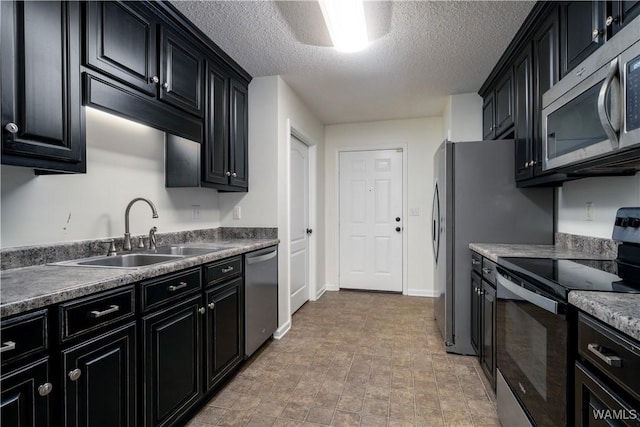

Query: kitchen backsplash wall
[556,174,640,239]
[0,108,221,248]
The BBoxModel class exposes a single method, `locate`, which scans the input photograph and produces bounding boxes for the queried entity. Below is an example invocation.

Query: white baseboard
[314,286,326,300]
[407,289,438,297]
[273,320,291,340]
[325,283,339,291]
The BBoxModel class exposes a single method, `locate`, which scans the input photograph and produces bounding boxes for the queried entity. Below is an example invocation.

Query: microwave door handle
[497,271,559,314]
[597,58,620,147]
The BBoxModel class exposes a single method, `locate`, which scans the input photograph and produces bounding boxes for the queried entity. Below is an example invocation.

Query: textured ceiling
[171,1,535,125]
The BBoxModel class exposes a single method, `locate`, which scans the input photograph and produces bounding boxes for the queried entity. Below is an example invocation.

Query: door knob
[395,227,401,232]
[396,217,401,222]
[306,228,313,234]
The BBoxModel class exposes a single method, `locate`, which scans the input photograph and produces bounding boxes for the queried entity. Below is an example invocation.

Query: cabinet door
[160,27,204,117]
[205,278,244,391]
[611,0,640,35]
[203,62,230,186]
[143,295,202,427]
[480,281,496,388]
[85,1,158,95]
[1,1,85,172]
[470,272,481,356]
[1,358,51,427]
[229,80,249,189]
[561,1,606,77]
[62,322,136,427]
[514,45,534,181]
[495,71,514,137]
[482,92,496,140]
[533,8,560,176]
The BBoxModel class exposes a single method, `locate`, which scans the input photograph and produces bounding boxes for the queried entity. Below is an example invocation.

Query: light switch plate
[233,206,241,220]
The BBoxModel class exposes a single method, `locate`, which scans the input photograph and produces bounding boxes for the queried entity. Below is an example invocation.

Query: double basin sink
[55,244,228,269]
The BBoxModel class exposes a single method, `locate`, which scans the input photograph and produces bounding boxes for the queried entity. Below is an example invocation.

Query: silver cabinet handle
[162,82,169,89]
[232,172,237,177]
[497,271,559,314]
[482,267,492,275]
[592,29,602,39]
[68,369,81,381]
[208,302,215,310]
[38,383,53,396]
[89,304,119,319]
[576,67,586,77]
[0,341,16,353]
[4,123,18,134]
[168,282,188,292]
[471,259,481,266]
[605,16,614,26]
[221,266,234,273]
[198,307,206,315]
[597,58,620,146]
[587,343,622,367]
[226,171,231,177]
[150,76,159,84]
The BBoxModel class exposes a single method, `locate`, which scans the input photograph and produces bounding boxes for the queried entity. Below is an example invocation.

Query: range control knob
[629,218,640,228]
[616,217,629,227]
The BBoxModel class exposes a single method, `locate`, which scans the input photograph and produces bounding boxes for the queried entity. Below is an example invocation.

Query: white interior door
[339,149,403,292]
[290,136,310,314]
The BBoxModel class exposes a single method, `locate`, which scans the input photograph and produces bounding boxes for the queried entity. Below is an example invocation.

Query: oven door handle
[597,57,620,147]
[497,271,559,314]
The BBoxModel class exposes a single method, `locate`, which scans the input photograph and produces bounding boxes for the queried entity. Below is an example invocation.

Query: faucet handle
[149,226,158,250]
[137,236,147,249]
[101,239,117,257]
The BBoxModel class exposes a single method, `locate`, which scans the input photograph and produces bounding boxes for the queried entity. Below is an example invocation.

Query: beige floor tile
[332,410,362,426]
[247,415,278,427]
[281,402,311,421]
[360,415,388,427]
[337,395,364,412]
[306,406,335,425]
[218,409,254,427]
[254,400,289,418]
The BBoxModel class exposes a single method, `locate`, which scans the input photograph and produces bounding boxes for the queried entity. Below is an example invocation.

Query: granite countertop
[469,243,614,263]
[569,292,640,341]
[1,238,278,318]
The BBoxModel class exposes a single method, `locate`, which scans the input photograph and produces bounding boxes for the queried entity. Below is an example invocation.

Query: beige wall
[1,108,221,248]
[324,117,443,296]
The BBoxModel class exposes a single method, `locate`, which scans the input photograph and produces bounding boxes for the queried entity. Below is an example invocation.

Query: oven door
[496,269,568,427]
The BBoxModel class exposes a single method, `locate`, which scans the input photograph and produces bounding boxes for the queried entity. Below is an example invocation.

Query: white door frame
[335,144,408,295]
[287,120,318,308]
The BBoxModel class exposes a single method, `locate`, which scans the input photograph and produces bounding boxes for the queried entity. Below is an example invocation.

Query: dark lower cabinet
[143,295,202,427]
[480,280,496,387]
[1,0,85,173]
[470,272,481,355]
[560,1,606,78]
[62,322,137,427]
[205,278,244,391]
[0,358,51,427]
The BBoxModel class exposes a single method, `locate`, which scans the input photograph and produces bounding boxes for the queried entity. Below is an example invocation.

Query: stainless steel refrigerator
[432,139,553,355]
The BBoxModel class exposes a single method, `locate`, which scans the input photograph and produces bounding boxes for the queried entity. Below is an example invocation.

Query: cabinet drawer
[481,259,498,285]
[578,312,640,401]
[60,286,135,342]
[141,268,201,312]
[205,257,242,287]
[471,252,482,275]
[0,309,48,365]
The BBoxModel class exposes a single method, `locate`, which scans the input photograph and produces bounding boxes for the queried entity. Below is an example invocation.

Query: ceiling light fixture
[318,0,369,53]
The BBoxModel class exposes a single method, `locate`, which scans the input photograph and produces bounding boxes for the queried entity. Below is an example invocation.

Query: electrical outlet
[585,202,594,221]
[191,205,201,220]
[410,207,420,216]
[233,206,241,220]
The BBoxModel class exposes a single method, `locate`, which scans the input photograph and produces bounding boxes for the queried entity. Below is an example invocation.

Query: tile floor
[187,291,498,427]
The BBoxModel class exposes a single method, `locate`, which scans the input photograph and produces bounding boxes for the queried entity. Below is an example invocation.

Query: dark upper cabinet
[160,27,204,117]
[560,1,607,77]
[0,358,51,427]
[202,62,249,191]
[482,93,496,140]
[85,1,158,96]
[229,80,249,189]
[480,280,496,388]
[142,295,202,427]
[495,71,514,137]
[1,0,85,173]
[514,44,534,181]
[62,323,137,427]
[204,278,244,391]
[610,0,640,34]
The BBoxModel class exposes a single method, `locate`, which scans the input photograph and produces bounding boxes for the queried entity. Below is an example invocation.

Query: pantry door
[290,136,310,314]
[339,149,403,292]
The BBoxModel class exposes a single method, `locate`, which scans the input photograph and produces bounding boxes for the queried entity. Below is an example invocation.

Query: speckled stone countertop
[468,243,614,263]
[569,292,640,341]
[1,239,278,318]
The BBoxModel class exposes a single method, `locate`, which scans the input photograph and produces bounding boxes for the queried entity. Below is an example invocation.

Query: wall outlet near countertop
[233,206,241,220]
[585,202,594,221]
[191,205,201,220]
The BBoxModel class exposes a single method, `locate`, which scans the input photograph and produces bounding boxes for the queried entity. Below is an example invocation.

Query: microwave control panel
[628,55,640,132]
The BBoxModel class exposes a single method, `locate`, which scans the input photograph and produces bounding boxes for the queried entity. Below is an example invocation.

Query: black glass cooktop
[497,257,640,300]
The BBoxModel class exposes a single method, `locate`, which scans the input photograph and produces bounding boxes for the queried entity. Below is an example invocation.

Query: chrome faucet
[123,198,158,251]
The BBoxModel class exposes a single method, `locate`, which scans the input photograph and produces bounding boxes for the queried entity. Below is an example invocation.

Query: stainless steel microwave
[542,18,640,171]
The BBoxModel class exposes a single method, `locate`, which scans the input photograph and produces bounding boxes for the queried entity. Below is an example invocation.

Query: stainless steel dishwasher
[244,246,278,357]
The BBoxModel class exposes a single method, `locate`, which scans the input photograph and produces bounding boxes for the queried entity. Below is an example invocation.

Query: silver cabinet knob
[38,383,53,396]
[226,171,231,177]
[68,369,81,382]
[162,82,169,89]
[5,123,18,134]
[232,172,237,177]
[150,76,159,84]
[208,302,215,310]
[605,16,617,26]
[592,29,602,39]
[198,307,206,315]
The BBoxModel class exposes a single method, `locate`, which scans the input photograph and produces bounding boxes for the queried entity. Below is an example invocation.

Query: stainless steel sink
[149,246,226,256]
[55,253,184,269]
